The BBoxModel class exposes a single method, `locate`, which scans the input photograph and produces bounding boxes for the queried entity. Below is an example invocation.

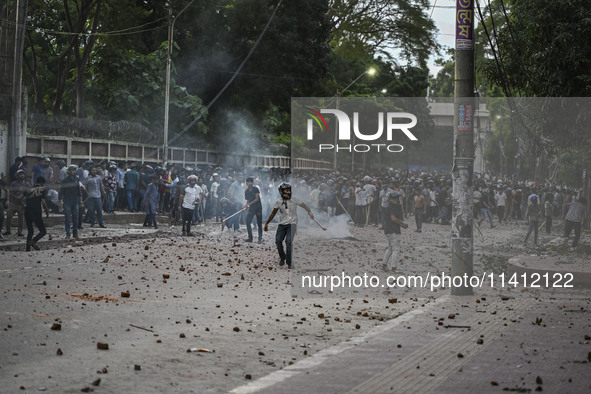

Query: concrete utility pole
[11,0,27,163]
[451,0,475,295]
[163,0,196,166]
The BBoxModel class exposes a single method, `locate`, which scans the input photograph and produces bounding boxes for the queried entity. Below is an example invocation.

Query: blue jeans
[435,206,448,223]
[524,219,538,244]
[106,190,116,213]
[276,224,297,266]
[136,189,146,211]
[228,203,241,230]
[246,209,263,241]
[87,197,104,226]
[192,203,203,223]
[478,208,494,227]
[126,190,136,211]
[564,220,582,247]
[144,212,157,227]
[414,210,424,231]
[63,199,79,236]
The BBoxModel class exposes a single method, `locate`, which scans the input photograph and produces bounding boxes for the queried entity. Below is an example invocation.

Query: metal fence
[25,134,331,170]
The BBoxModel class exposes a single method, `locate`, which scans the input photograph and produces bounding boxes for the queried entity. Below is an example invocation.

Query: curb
[507,256,591,288]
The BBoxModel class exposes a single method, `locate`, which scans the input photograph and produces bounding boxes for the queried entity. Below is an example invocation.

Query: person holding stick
[242,177,263,243]
[264,183,314,269]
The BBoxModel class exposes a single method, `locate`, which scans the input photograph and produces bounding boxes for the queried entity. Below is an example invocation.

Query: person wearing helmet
[60,165,82,239]
[264,182,314,269]
[382,191,408,272]
[524,195,541,245]
[178,175,201,236]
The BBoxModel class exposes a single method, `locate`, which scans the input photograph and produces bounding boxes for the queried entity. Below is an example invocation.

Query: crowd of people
[0,156,588,260]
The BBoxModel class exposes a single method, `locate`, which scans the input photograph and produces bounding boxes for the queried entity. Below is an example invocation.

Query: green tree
[23,0,205,140]
[477,0,591,97]
[173,0,333,148]
[476,1,591,183]
[328,0,439,68]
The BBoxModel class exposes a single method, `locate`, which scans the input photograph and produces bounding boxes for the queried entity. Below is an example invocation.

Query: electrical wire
[169,0,285,146]
[199,68,317,81]
[0,15,167,37]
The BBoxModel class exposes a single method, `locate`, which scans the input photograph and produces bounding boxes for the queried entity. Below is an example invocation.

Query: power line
[169,0,285,146]
[199,68,317,81]
[0,15,167,37]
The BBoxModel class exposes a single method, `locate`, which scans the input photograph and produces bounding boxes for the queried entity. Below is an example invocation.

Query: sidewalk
[231,293,591,393]
[0,211,162,251]
[507,236,591,287]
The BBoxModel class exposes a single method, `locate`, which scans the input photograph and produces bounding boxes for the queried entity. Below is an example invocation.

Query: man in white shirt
[495,185,507,224]
[178,175,202,236]
[264,183,314,269]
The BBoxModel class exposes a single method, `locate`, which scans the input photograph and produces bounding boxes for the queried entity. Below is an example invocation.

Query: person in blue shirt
[124,165,140,212]
[31,157,44,184]
[142,175,160,228]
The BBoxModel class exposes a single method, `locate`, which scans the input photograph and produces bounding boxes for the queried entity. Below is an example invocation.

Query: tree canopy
[21,0,438,152]
[430,0,591,185]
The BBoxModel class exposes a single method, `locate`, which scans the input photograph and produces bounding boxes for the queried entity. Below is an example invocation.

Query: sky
[427,0,458,76]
